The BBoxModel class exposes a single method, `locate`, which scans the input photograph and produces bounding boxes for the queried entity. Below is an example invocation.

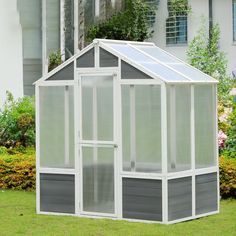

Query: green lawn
[0,190,235,236]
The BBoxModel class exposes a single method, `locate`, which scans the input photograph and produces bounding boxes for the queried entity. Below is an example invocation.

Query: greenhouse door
[78,74,117,217]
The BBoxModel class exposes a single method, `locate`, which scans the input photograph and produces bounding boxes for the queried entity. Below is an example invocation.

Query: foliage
[187,23,234,103]
[219,157,236,198]
[167,0,191,15]
[0,148,35,191]
[48,50,62,72]
[0,91,35,148]
[86,0,157,42]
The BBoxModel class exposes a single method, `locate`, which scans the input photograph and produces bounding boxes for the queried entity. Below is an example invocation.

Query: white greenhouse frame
[35,39,219,224]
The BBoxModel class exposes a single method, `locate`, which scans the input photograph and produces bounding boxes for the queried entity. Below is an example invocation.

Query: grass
[0,190,235,236]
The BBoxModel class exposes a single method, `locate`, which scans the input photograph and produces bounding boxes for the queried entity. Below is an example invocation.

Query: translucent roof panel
[135,45,178,64]
[167,64,217,82]
[104,43,190,82]
[100,40,218,83]
[141,62,190,82]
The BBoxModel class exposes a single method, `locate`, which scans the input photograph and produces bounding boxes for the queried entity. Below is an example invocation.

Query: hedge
[0,148,35,191]
[219,156,236,198]
[0,149,235,198]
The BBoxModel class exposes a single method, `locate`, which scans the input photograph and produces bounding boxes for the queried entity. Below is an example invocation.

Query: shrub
[86,0,157,42]
[219,157,236,198]
[0,148,35,191]
[0,92,35,148]
[48,50,62,72]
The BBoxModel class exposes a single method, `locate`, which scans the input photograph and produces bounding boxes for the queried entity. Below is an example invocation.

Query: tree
[187,23,234,102]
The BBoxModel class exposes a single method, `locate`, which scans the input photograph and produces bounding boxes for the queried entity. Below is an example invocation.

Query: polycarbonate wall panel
[195,85,216,168]
[40,86,74,168]
[82,75,113,141]
[168,177,192,221]
[122,85,162,173]
[40,174,75,213]
[46,62,74,80]
[196,173,218,215]
[82,147,114,214]
[100,48,118,67]
[121,61,153,79]
[77,48,95,67]
[167,85,191,172]
[123,178,162,221]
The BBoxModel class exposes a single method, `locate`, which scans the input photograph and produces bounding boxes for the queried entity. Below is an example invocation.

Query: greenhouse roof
[35,39,218,84]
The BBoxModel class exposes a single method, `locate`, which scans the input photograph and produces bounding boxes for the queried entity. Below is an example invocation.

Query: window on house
[166,0,189,45]
[233,0,236,41]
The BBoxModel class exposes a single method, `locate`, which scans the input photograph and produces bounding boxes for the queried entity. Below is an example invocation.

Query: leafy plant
[86,0,157,42]
[48,50,62,72]
[219,156,236,198]
[167,0,191,16]
[187,22,234,103]
[0,92,35,148]
[0,148,35,190]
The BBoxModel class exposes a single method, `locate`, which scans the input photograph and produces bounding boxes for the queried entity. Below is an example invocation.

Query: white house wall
[0,0,23,108]
[213,0,236,74]
[151,0,236,74]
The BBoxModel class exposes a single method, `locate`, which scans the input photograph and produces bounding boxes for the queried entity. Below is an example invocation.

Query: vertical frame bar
[116,62,123,219]
[191,85,196,217]
[74,71,80,215]
[214,85,220,212]
[74,0,79,53]
[42,0,47,74]
[36,85,40,214]
[161,83,168,223]
[60,0,65,61]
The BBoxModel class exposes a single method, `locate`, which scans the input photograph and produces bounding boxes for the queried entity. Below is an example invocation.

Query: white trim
[161,83,168,223]
[94,38,155,46]
[39,168,75,174]
[74,0,79,53]
[121,172,163,180]
[60,0,65,61]
[120,79,162,85]
[191,85,196,217]
[35,85,40,214]
[37,81,74,86]
[42,0,47,75]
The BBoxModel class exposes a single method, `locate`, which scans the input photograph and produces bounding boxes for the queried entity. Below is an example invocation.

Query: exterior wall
[0,0,23,108]
[18,0,42,96]
[213,0,236,74]
[151,0,236,74]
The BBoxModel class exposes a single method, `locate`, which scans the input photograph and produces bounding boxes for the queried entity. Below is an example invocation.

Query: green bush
[0,92,35,148]
[219,157,236,198]
[0,148,35,190]
[86,0,157,42]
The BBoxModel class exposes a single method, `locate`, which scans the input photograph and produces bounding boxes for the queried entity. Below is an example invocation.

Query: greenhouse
[35,39,219,224]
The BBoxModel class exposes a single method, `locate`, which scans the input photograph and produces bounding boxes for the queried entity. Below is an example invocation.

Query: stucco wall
[0,0,23,108]
[151,0,236,74]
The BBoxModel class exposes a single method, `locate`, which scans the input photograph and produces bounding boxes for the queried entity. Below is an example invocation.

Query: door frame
[75,71,119,218]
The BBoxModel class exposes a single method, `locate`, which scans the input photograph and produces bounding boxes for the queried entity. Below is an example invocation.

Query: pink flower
[218,130,227,149]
